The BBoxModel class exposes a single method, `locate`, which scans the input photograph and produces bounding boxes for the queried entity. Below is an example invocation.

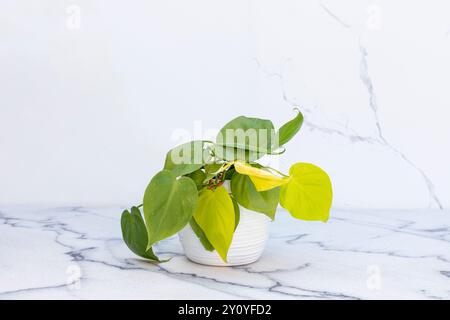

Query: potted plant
[121,108,333,266]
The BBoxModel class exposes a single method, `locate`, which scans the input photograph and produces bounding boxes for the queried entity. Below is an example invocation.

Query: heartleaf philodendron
[121,207,162,262]
[215,116,275,161]
[280,163,332,222]
[121,108,333,263]
[193,187,235,262]
[231,172,279,220]
[164,140,211,177]
[143,170,198,249]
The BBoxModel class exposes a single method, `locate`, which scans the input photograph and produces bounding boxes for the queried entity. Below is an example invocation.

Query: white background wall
[1,1,449,209]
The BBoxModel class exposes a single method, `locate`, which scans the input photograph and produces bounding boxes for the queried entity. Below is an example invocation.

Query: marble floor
[0,206,449,299]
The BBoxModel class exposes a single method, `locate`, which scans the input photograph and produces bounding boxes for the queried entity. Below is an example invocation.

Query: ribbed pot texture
[178,208,270,266]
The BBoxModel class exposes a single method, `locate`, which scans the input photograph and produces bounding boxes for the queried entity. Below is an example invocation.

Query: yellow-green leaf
[234,161,289,192]
[280,163,332,222]
[193,186,235,262]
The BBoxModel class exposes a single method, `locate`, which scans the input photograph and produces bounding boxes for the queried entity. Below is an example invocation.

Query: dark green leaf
[189,218,214,252]
[224,167,236,181]
[231,196,240,231]
[120,207,162,261]
[230,172,279,220]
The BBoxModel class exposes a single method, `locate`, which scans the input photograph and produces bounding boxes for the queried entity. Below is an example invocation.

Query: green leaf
[280,163,332,222]
[224,167,236,181]
[120,207,162,262]
[189,218,214,252]
[144,170,198,248]
[193,186,235,262]
[204,163,224,181]
[186,169,206,190]
[231,196,240,230]
[164,140,211,177]
[231,172,279,220]
[215,116,275,161]
[215,147,260,163]
[275,108,304,147]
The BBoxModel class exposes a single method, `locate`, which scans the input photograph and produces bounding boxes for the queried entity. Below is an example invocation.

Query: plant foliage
[121,108,333,262]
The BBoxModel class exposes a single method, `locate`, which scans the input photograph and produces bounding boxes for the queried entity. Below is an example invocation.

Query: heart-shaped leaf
[144,170,198,248]
[280,163,332,222]
[120,207,162,261]
[164,140,211,177]
[193,186,235,262]
[215,116,275,161]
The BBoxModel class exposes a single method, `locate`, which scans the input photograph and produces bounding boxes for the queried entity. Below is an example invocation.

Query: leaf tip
[218,252,228,264]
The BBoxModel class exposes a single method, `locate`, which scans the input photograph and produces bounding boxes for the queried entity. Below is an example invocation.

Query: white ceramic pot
[178,207,271,266]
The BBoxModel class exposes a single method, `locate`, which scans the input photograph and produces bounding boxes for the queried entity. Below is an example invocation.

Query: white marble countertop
[0,206,449,300]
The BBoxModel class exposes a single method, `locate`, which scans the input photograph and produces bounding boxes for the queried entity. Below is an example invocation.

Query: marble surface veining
[0,206,449,300]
